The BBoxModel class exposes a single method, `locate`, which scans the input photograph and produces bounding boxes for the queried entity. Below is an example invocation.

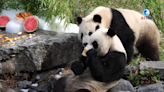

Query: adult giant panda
[77,6,160,62]
[71,27,127,83]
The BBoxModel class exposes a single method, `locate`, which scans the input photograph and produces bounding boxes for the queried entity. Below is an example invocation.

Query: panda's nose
[83,43,88,47]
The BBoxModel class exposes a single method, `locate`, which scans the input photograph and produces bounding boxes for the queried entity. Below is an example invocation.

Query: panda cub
[71,27,127,83]
[77,6,160,62]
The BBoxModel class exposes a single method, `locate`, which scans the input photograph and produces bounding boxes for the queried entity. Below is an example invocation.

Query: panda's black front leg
[86,49,126,83]
[71,56,87,75]
[86,49,109,82]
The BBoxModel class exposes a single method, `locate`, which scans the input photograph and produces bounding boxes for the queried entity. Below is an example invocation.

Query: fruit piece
[0,16,10,27]
[23,16,38,33]
[16,12,32,21]
[82,48,89,57]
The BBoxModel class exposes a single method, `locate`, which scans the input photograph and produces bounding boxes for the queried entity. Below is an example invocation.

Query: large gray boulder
[137,83,164,92]
[0,31,82,73]
[110,79,135,92]
[140,61,164,79]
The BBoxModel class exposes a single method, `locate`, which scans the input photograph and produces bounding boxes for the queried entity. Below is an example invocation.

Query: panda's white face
[82,27,127,57]
[78,19,102,42]
[78,6,112,45]
[83,28,112,56]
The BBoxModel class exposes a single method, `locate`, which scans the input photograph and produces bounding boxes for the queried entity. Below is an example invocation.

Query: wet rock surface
[140,61,164,79]
[0,31,82,73]
[109,79,135,92]
[0,31,82,91]
[136,83,164,92]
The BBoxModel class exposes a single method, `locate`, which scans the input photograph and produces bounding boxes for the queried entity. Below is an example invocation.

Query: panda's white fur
[117,8,160,44]
[78,6,160,61]
[79,6,160,45]
[69,28,127,89]
[79,6,112,40]
[83,27,126,57]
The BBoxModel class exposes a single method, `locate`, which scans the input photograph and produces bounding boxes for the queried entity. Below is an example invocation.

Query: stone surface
[0,31,82,73]
[23,69,60,92]
[140,61,164,70]
[6,88,16,92]
[18,80,32,89]
[109,79,135,92]
[137,83,164,92]
[124,65,138,76]
[140,61,164,79]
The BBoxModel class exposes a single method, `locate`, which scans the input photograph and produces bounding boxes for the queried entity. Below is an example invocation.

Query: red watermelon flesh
[23,16,38,32]
[0,16,10,27]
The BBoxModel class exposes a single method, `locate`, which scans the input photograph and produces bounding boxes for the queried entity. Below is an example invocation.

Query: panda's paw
[86,49,97,57]
[71,61,86,75]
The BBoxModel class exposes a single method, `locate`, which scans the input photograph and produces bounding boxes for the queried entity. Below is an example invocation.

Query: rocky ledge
[0,31,82,73]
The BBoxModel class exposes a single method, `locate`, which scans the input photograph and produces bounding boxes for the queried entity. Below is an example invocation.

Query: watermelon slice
[0,16,10,27]
[23,16,38,33]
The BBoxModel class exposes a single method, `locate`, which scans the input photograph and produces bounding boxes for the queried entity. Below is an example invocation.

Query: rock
[0,82,3,91]
[140,61,164,79]
[137,83,164,92]
[41,32,82,70]
[6,88,16,92]
[124,65,138,77]
[109,79,135,92]
[18,80,32,89]
[20,89,29,92]
[20,69,62,92]
[53,72,135,92]
[28,77,56,92]
[140,61,164,70]
[0,31,82,73]
[0,81,19,92]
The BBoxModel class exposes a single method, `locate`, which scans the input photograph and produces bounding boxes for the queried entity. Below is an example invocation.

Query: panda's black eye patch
[81,33,83,39]
[93,14,101,23]
[83,43,88,47]
[92,41,98,49]
[95,25,99,30]
[88,32,92,36]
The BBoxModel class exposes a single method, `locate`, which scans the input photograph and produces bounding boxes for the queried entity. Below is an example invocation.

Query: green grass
[160,37,164,60]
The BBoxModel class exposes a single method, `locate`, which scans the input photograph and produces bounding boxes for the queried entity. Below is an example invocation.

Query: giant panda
[77,6,160,62]
[71,27,127,83]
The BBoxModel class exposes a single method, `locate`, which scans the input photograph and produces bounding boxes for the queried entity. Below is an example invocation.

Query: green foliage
[128,68,160,87]
[40,0,73,22]
[128,57,160,86]
[127,56,161,87]
[160,38,164,60]
[19,0,43,15]
[0,0,75,22]
[142,0,164,33]
[0,0,163,29]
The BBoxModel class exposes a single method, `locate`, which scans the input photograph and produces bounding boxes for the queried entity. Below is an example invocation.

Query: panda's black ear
[77,17,82,25]
[93,14,101,23]
[107,28,116,37]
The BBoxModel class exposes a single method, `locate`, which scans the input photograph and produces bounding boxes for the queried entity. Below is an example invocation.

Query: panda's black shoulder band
[107,28,116,37]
